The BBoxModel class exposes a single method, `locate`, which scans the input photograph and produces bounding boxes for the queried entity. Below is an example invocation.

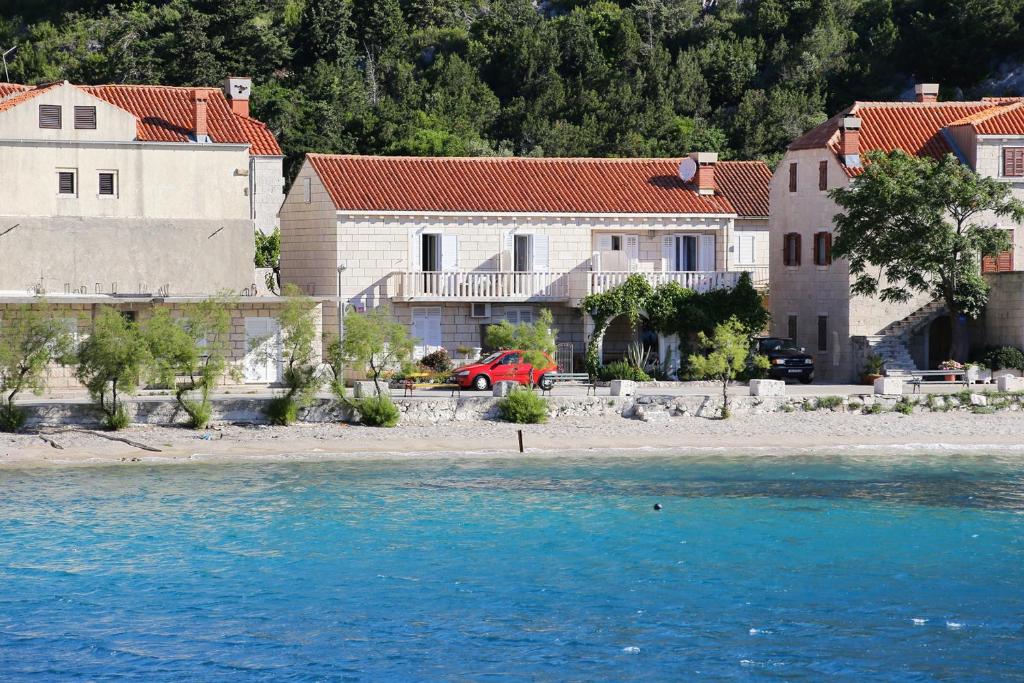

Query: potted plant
[938,359,964,382]
[861,353,885,385]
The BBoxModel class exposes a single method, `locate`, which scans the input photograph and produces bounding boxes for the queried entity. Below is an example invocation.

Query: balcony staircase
[866,300,947,375]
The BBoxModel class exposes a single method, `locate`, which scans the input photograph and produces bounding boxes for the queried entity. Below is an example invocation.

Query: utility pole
[2,47,16,82]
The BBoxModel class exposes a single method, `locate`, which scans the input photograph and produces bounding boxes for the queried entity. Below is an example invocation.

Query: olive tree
[340,305,415,395]
[76,307,151,430]
[688,317,768,419]
[0,302,76,431]
[262,284,324,425]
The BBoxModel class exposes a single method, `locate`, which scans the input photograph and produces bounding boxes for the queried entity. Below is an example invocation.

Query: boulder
[873,377,904,396]
[749,379,785,397]
[353,381,383,398]
[610,380,636,396]
[997,375,1024,393]
[492,381,520,397]
[635,405,671,422]
[970,393,987,407]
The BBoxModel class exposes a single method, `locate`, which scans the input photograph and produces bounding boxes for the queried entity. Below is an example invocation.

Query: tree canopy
[830,150,1024,360]
[4,1,1023,180]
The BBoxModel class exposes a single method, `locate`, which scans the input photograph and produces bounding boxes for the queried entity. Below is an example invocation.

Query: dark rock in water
[653,503,662,511]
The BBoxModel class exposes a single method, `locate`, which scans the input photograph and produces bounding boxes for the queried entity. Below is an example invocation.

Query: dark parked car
[754,337,814,384]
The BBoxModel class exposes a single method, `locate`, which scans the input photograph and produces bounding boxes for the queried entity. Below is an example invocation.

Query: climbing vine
[580,272,769,376]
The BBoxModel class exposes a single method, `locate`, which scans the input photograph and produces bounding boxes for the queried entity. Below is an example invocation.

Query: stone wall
[981,272,1024,349]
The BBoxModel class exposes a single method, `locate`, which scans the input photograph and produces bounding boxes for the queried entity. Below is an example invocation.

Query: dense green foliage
[76,307,150,430]
[353,393,401,427]
[254,228,281,293]
[339,305,416,394]
[261,284,324,425]
[6,1,1024,178]
[597,360,651,382]
[418,348,454,373]
[485,309,558,385]
[831,150,1024,360]
[979,345,1024,372]
[0,301,76,431]
[497,386,549,424]
[687,316,770,418]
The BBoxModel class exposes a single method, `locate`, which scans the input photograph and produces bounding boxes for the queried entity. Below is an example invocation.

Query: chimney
[223,76,253,117]
[691,151,717,195]
[915,83,939,103]
[192,90,210,143]
[839,116,861,167]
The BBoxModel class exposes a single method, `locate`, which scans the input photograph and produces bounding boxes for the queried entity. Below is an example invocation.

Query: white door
[412,307,443,358]
[244,317,281,383]
[698,234,716,271]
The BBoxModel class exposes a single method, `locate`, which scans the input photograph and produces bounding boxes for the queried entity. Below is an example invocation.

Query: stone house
[769,83,1024,382]
[279,153,770,371]
[0,78,312,388]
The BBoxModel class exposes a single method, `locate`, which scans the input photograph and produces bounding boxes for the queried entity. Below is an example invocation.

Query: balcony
[588,267,768,295]
[388,270,571,303]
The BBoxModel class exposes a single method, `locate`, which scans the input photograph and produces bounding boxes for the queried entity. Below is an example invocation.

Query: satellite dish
[677,158,697,182]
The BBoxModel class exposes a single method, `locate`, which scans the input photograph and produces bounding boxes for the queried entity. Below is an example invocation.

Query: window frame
[302,177,312,203]
[787,315,798,344]
[74,105,97,130]
[38,104,62,129]
[97,170,118,198]
[56,169,78,197]
[788,162,797,193]
[813,231,833,266]
[817,315,828,352]
[818,160,828,191]
[783,233,801,267]
[1004,147,1024,178]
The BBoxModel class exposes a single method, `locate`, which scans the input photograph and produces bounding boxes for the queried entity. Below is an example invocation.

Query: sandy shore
[3,410,1024,468]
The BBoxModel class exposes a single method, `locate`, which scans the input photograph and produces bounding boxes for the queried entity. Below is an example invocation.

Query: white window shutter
[500,231,514,270]
[410,230,422,271]
[533,234,550,271]
[741,234,755,264]
[519,308,534,324]
[596,234,613,252]
[625,235,639,266]
[441,234,459,271]
[661,235,674,271]
[699,234,716,271]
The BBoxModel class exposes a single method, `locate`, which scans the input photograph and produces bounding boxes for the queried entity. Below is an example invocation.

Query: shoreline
[4,410,1024,469]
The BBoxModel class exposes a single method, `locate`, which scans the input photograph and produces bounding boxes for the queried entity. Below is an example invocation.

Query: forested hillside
[2,0,1023,178]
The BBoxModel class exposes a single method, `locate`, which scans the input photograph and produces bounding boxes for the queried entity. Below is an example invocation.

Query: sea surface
[1,451,1023,681]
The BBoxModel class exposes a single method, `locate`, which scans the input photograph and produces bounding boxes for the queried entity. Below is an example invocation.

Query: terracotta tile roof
[0,82,281,155]
[790,101,996,176]
[714,161,772,217]
[306,154,771,216]
[948,101,1024,135]
[0,84,56,113]
[0,83,28,99]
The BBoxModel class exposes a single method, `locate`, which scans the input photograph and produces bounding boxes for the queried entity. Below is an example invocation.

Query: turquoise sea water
[1,451,1023,681]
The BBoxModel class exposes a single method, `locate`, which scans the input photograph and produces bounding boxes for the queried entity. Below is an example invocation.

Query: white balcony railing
[389,270,570,302]
[588,268,769,295]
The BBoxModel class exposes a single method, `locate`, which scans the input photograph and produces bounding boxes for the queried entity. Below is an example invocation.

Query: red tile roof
[949,101,1024,135]
[0,83,28,99]
[0,82,281,155]
[0,84,55,113]
[307,154,771,217]
[791,101,998,175]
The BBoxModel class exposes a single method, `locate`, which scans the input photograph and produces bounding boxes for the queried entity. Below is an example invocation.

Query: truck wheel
[473,375,491,391]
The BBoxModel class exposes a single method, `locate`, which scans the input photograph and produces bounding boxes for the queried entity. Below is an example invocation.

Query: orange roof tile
[715,161,772,217]
[949,101,1024,135]
[0,83,28,99]
[0,82,281,155]
[306,154,770,216]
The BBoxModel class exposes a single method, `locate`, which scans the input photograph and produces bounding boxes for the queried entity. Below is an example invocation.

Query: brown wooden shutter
[819,160,828,191]
[825,232,833,265]
[795,233,801,265]
[74,106,97,130]
[39,105,61,129]
[1005,148,1024,177]
[98,172,115,195]
[789,162,797,192]
[58,171,75,194]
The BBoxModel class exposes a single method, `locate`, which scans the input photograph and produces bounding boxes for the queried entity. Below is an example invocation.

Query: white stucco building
[279,153,771,370]
[769,83,1024,381]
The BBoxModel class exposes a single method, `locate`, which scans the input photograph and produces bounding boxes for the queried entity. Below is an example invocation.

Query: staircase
[866,300,947,375]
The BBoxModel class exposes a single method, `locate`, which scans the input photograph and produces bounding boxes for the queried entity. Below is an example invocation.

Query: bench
[903,369,970,393]
[540,372,599,396]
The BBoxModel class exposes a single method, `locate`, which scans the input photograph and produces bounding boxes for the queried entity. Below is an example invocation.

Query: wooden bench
[541,372,599,396]
[400,374,464,397]
[904,369,970,393]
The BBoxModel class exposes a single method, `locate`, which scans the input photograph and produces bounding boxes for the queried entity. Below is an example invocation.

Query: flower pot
[944,374,955,382]
[861,373,882,385]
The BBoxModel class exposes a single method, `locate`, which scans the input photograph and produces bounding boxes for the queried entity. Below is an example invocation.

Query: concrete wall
[0,83,137,143]
[251,155,285,235]
[972,137,1024,267]
[981,272,1024,349]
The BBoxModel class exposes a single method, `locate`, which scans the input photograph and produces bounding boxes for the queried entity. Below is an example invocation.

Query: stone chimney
[915,83,939,103]
[839,116,861,167]
[223,77,253,117]
[691,152,717,195]
[192,90,210,143]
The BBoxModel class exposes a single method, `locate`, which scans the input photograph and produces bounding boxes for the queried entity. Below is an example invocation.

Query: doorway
[928,316,951,369]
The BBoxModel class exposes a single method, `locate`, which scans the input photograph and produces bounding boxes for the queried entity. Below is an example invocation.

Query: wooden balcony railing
[388,271,570,302]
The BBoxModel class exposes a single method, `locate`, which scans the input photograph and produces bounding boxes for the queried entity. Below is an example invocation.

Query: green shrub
[972,405,995,414]
[816,395,844,410]
[183,399,213,429]
[498,388,549,424]
[598,360,651,382]
[105,404,131,431]
[355,394,401,427]
[0,404,26,433]
[266,396,299,426]
[893,398,915,415]
[801,399,815,412]
[419,348,453,373]
[847,400,862,411]
[779,403,794,412]
[865,403,884,415]
[982,346,1024,372]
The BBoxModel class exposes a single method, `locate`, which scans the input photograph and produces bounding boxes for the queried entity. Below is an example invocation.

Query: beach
[4,409,1024,467]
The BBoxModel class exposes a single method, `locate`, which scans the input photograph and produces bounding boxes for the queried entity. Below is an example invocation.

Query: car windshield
[480,352,504,364]
[759,339,801,353]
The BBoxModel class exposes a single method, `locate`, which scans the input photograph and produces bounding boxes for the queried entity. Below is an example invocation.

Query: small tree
[485,308,558,387]
[831,150,1024,361]
[255,227,281,293]
[142,298,238,429]
[263,284,324,425]
[0,303,76,432]
[340,306,415,394]
[688,317,768,419]
[76,308,151,430]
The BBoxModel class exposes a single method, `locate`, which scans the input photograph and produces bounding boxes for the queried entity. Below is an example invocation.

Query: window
[38,104,61,129]
[817,316,828,352]
[302,176,312,203]
[74,106,96,130]
[982,230,1015,273]
[1005,148,1024,177]
[98,171,117,197]
[611,235,623,251]
[819,160,828,191]
[57,170,77,196]
[783,233,801,266]
[787,315,798,343]
[813,232,832,266]
[734,233,755,265]
[504,308,534,325]
[789,162,797,192]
